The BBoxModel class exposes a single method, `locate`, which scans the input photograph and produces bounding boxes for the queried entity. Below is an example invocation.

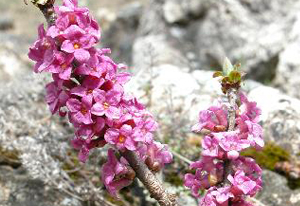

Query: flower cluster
[185,88,264,204]
[28,0,172,196]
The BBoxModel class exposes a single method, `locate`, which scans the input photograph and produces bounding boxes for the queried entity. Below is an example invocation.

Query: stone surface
[246,82,300,156]
[102,2,143,64]
[274,12,300,99]
[163,0,207,24]
[195,0,297,82]
[256,170,300,206]
[132,35,189,72]
[0,166,81,206]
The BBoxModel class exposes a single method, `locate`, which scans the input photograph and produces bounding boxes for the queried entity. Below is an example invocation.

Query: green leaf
[213,71,223,78]
[222,57,234,76]
[229,71,241,83]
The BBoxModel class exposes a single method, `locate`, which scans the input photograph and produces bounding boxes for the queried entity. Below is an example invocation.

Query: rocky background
[1,0,300,206]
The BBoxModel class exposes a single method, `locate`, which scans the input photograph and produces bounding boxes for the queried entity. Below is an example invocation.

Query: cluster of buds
[28,0,172,196]
[184,59,264,206]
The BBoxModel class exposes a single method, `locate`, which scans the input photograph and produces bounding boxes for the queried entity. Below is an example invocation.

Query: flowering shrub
[184,60,264,205]
[28,0,172,197]
[29,0,264,205]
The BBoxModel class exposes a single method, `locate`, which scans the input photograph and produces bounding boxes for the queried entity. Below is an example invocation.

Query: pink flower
[199,186,233,206]
[74,53,105,78]
[91,88,122,119]
[213,132,250,160]
[71,135,106,162]
[239,92,261,123]
[210,186,233,205]
[132,117,158,144]
[237,115,264,149]
[104,124,136,151]
[101,149,135,196]
[45,80,69,116]
[75,117,106,143]
[47,51,74,80]
[28,24,55,73]
[61,25,96,63]
[232,200,254,206]
[228,170,257,196]
[144,141,173,171]
[50,0,100,41]
[192,105,228,133]
[184,157,223,197]
[232,157,262,191]
[71,76,104,105]
[202,135,221,158]
[66,98,93,124]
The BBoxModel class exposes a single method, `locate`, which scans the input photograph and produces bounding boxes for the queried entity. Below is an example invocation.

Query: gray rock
[0,166,81,206]
[163,0,207,24]
[163,0,187,24]
[0,16,14,31]
[102,2,143,64]
[246,82,300,156]
[274,11,300,99]
[132,35,189,72]
[0,45,30,81]
[195,0,298,82]
[256,170,300,206]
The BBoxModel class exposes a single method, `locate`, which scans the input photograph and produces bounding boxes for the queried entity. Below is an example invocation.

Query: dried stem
[227,88,237,132]
[120,150,178,206]
[224,88,238,206]
[31,0,56,26]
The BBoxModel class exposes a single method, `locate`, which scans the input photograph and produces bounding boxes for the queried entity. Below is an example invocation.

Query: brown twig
[224,88,238,206]
[31,0,56,26]
[227,88,237,132]
[120,150,178,206]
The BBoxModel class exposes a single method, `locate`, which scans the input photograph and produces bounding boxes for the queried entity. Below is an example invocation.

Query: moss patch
[164,171,184,187]
[241,142,290,171]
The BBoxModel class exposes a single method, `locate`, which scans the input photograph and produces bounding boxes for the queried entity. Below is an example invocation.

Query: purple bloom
[192,105,228,133]
[101,149,135,196]
[74,53,105,78]
[144,141,173,171]
[51,0,100,40]
[104,124,136,151]
[71,76,104,105]
[237,115,264,149]
[239,92,261,123]
[184,157,223,197]
[202,135,221,158]
[91,88,122,119]
[199,186,233,206]
[47,51,74,80]
[71,134,106,162]
[66,98,93,124]
[132,117,158,144]
[228,170,257,196]
[28,24,55,73]
[45,80,69,116]
[61,25,96,63]
[213,132,250,160]
[75,117,106,143]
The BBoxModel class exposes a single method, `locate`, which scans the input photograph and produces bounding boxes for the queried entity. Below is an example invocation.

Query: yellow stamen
[103,102,109,109]
[61,63,68,69]
[118,135,126,143]
[73,43,80,49]
[81,107,88,115]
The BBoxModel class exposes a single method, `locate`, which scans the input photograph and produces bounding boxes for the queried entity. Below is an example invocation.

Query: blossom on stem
[101,149,135,196]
